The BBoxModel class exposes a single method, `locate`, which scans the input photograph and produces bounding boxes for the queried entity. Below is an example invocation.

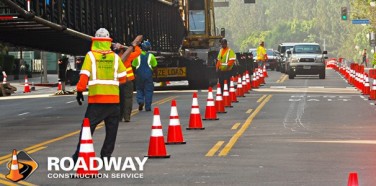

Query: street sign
[352,19,370,24]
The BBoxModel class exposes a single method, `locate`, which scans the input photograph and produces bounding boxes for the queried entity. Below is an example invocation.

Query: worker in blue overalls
[132,41,158,111]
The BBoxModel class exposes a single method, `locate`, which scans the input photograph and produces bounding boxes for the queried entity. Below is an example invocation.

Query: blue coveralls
[135,53,154,111]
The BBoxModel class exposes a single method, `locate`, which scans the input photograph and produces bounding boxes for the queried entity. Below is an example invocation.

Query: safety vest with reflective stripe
[80,51,127,103]
[134,54,152,70]
[217,48,236,71]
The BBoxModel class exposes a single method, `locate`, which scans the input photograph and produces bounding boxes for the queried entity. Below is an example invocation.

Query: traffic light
[341,7,348,20]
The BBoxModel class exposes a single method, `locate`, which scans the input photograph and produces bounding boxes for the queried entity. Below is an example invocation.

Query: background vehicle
[286,43,328,79]
[155,0,224,89]
[277,43,296,73]
[248,48,278,70]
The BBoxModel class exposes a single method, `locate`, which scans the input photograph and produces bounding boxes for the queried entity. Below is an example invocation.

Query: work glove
[76,92,84,105]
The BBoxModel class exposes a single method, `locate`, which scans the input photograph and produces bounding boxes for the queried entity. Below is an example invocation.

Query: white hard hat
[95,28,110,38]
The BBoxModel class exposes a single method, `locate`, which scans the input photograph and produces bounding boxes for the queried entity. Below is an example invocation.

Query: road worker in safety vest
[256,41,267,68]
[216,38,236,90]
[73,28,127,161]
[132,40,158,112]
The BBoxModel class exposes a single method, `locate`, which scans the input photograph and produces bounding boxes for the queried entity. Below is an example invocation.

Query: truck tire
[319,70,325,79]
[288,72,295,79]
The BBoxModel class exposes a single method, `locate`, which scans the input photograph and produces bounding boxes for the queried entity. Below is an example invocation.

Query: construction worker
[117,40,142,122]
[216,38,236,90]
[132,40,158,111]
[256,41,267,68]
[73,28,127,161]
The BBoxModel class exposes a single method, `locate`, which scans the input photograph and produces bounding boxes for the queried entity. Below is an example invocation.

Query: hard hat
[95,28,110,38]
[221,38,228,44]
[141,41,151,51]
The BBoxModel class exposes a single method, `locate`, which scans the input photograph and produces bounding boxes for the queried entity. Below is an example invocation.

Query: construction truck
[154,0,224,88]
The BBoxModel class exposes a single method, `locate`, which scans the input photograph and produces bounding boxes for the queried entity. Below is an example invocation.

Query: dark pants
[136,77,154,110]
[119,81,134,121]
[73,104,120,160]
[218,70,233,91]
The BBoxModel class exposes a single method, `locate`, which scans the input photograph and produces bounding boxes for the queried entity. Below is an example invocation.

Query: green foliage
[215,0,374,63]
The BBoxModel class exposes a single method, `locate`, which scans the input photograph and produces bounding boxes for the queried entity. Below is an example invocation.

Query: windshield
[281,46,294,53]
[266,50,274,56]
[189,10,205,35]
[293,45,322,54]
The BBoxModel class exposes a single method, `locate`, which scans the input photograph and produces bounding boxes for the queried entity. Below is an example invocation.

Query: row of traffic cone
[70,67,269,176]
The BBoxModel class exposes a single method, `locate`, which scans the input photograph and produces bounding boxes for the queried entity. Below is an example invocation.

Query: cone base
[217,111,227,113]
[203,118,219,120]
[6,173,24,182]
[225,106,233,108]
[145,155,170,158]
[231,101,239,103]
[166,141,186,145]
[186,127,205,130]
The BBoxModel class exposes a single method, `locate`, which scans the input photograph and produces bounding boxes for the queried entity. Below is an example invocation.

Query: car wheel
[319,71,325,79]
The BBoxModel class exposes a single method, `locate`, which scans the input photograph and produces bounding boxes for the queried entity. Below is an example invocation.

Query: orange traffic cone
[347,172,359,186]
[369,78,376,100]
[260,67,265,85]
[166,100,186,144]
[229,76,238,103]
[246,71,251,92]
[252,70,258,89]
[187,92,205,130]
[147,107,170,158]
[23,76,30,93]
[2,71,7,84]
[363,73,370,95]
[263,64,268,77]
[57,81,62,91]
[223,80,232,108]
[242,73,248,94]
[215,83,226,113]
[204,87,219,120]
[6,149,24,182]
[76,118,98,176]
[236,75,244,97]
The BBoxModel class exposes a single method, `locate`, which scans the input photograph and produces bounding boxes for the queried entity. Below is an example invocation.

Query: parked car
[248,48,278,70]
[277,42,296,73]
[286,43,328,79]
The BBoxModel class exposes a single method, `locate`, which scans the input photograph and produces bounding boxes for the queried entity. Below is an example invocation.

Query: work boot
[138,103,144,111]
[145,106,151,112]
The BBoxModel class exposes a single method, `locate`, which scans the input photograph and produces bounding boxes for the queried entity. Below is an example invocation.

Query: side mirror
[287,51,291,55]
[324,56,328,59]
[220,28,225,37]
[322,51,328,54]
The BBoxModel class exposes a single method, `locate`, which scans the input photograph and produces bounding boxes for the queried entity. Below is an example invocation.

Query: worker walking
[216,38,236,90]
[117,41,142,122]
[132,41,158,111]
[256,41,267,68]
[73,28,127,161]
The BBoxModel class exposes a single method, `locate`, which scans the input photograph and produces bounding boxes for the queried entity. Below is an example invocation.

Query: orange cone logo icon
[6,149,38,182]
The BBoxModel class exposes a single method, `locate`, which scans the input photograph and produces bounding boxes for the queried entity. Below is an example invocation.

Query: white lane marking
[308,86,324,88]
[270,86,286,89]
[66,101,75,104]
[46,107,52,109]
[18,112,29,116]
[370,103,375,106]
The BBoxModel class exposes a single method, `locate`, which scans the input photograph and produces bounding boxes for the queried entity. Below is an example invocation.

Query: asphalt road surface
[0,69,376,186]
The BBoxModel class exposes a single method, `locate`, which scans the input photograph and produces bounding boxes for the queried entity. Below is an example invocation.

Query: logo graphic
[5,149,38,182]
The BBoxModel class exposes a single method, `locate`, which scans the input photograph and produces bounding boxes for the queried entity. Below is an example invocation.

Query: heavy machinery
[154,0,224,88]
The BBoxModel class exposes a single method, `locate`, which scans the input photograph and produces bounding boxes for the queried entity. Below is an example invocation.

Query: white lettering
[47,157,60,171]
[74,157,88,171]
[135,157,148,171]
[60,157,74,171]
[104,157,121,171]
[90,157,103,171]
[122,157,136,171]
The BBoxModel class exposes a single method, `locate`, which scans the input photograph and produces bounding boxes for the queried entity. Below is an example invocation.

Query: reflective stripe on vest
[126,67,134,78]
[135,54,152,69]
[87,51,120,84]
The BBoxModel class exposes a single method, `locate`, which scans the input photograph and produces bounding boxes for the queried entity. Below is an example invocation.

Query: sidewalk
[4,74,77,95]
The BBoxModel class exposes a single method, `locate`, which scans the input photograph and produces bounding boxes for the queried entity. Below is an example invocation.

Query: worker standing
[117,40,142,122]
[132,41,158,111]
[256,41,267,68]
[73,28,127,161]
[216,38,236,90]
